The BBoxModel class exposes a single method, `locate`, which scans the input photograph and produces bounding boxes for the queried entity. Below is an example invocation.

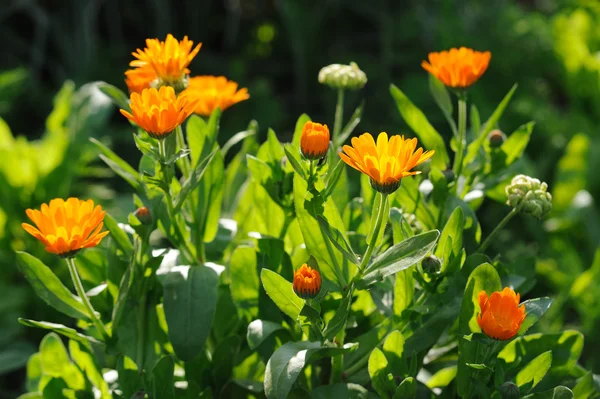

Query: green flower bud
[318,62,367,90]
[403,212,424,235]
[499,382,519,399]
[506,174,552,219]
[488,129,507,148]
[422,255,441,274]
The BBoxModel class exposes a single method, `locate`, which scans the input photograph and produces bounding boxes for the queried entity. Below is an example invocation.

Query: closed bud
[404,212,424,235]
[300,121,330,160]
[499,382,520,399]
[318,62,367,90]
[505,174,552,219]
[134,206,152,225]
[293,264,322,299]
[488,129,506,148]
[422,255,441,274]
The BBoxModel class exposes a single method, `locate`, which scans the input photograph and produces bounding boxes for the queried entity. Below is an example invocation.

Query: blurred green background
[1,0,600,396]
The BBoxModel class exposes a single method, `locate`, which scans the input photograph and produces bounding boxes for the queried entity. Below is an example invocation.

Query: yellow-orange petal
[181,75,250,117]
[421,47,491,89]
[292,264,322,299]
[300,121,330,160]
[476,287,526,341]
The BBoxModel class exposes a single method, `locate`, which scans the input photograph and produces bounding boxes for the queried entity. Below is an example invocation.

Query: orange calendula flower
[21,198,109,257]
[130,34,201,85]
[301,121,330,160]
[120,86,197,139]
[293,264,322,299]
[183,76,250,116]
[339,132,435,194]
[125,65,156,94]
[421,47,491,89]
[477,287,526,341]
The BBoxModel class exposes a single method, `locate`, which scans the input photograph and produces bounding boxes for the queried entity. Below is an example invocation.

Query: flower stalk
[333,88,345,146]
[453,96,468,182]
[477,208,518,253]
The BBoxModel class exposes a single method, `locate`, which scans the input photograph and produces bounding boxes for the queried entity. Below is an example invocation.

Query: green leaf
[173,147,218,210]
[25,353,42,392]
[518,297,552,336]
[222,129,256,158]
[389,84,449,169]
[97,82,130,111]
[264,341,357,399]
[425,366,457,389]
[336,101,364,146]
[0,341,36,375]
[429,75,457,137]
[283,145,307,180]
[117,356,142,399]
[161,266,219,361]
[322,159,345,199]
[516,350,552,389]
[39,333,85,389]
[103,213,133,256]
[230,246,260,318]
[292,114,311,147]
[500,121,534,165]
[260,269,304,320]
[393,377,416,399]
[317,216,359,266]
[18,319,99,349]
[550,133,589,212]
[572,372,596,399]
[361,230,439,286]
[90,138,142,192]
[152,356,175,399]
[382,330,406,377]
[312,383,371,399]
[247,320,284,350]
[522,386,574,399]
[463,84,518,168]
[470,105,481,138]
[435,206,464,272]
[323,291,352,341]
[16,252,90,319]
[368,348,394,399]
[393,267,414,318]
[456,263,502,397]
[69,340,109,397]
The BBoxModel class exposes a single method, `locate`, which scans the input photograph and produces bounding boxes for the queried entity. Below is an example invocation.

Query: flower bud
[505,174,552,219]
[318,62,367,90]
[422,255,441,274]
[293,264,322,299]
[151,75,190,95]
[499,382,520,399]
[300,121,330,160]
[133,206,152,225]
[488,129,506,148]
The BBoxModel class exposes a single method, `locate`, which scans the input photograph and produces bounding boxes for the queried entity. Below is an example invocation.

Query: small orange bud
[293,264,322,299]
[300,121,330,160]
[133,207,152,224]
[477,287,526,340]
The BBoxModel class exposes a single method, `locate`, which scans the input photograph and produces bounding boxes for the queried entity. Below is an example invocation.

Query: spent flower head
[506,174,552,219]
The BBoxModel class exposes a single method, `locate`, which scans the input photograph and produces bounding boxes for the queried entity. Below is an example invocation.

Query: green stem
[175,125,191,178]
[65,257,109,340]
[333,88,345,146]
[359,193,388,272]
[477,208,518,253]
[136,293,147,369]
[330,328,345,383]
[279,212,293,240]
[453,97,468,184]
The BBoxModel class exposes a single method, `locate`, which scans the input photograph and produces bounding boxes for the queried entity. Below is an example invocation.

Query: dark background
[1,0,600,395]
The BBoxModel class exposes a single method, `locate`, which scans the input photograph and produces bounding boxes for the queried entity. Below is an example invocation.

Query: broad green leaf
[25,353,42,392]
[193,149,225,244]
[361,230,439,286]
[435,206,464,272]
[152,356,175,399]
[173,147,217,210]
[230,246,260,318]
[0,341,36,375]
[18,319,99,349]
[222,129,256,158]
[90,138,142,192]
[393,377,416,399]
[522,386,574,399]
[117,356,142,399]
[317,216,359,266]
[572,372,595,399]
[283,145,307,180]
[518,297,552,336]
[161,266,218,361]
[322,159,345,199]
[382,330,406,377]
[500,121,534,165]
[425,366,457,389]
[368,348,394,399]
[456,263,502,397]
[260,269,304,320]
[103,213,133,256]
[69,340,109,397]
[247,320,284,350]
[212,336,242,391]
[16,252,89,319]
[39,333,85,389]
[393,268,414,318]
[516,350,552,389]
[323,291,352,340]
[97,82,130,111]
[390,84,449,169]
[264,341,357,399]
[429,75,457,137]
[344,319,393,371]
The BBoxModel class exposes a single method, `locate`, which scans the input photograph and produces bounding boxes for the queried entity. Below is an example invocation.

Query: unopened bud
[300,121,330,160]
[133,207,152,225]
[404,213,424,234]
[488,129,507,148]
[506,174,552,219]
[499,382,519,399]
[318,62,367,90]
[422,255,441,274]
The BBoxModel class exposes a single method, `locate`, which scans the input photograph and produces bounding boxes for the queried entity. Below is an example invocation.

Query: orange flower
[21,198,109,257]
[125,65,156,94]
[293,264,322,299]
[130,34,201,84]
[120,86,197,139]
[300,121,330,160]
[477,287,526,340]
[421,47,491,89]
[339,132,434,194]
[183,76,249,116]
